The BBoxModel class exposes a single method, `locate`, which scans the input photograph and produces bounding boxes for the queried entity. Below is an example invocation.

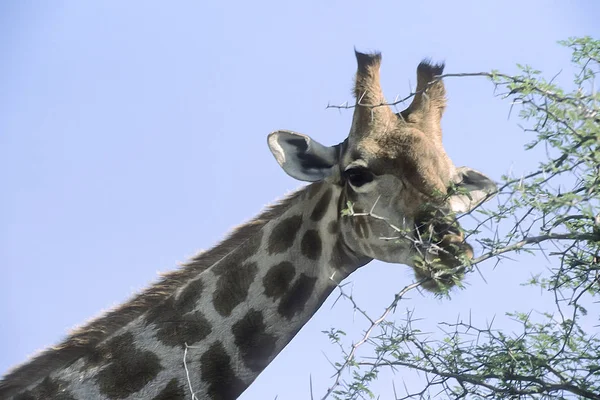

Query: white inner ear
[268,130,338,182]
[448,167,498,213]
[448,195,474,214]
[267,133,291,167]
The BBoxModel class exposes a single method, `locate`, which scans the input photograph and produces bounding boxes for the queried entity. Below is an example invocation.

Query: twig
[184,343,198,400]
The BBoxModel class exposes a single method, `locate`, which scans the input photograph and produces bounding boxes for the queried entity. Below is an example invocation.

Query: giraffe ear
[448,167,497,213]
[268,130,339,182]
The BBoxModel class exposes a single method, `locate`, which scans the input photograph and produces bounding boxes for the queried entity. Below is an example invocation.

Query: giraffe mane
[0,185,312,397]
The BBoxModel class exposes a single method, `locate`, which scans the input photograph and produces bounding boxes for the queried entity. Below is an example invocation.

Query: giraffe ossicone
[0,51,497,400]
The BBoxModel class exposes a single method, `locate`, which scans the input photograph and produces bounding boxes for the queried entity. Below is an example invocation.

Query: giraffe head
[268,51,496,291]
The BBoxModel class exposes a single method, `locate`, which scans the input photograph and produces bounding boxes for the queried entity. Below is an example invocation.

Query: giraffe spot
[151,378,185,400]
[95,332,163,399]
[243,231,263,259]
[310,188,333,221]
[232,309,277,372]
[155,310,212,347]
[301,230,322,260]
[278,273,317,319]
[13,377,75,400]
[144,279,212,347]
[200,341,245,400]
[328,220,339,234]
[175,278,205,312]
[144,278,204,323]
[267,215,303,255]
[263,261,296,300]
[213,262,258,316]
[212,233,262,276]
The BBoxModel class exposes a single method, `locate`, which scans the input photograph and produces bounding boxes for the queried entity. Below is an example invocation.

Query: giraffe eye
[344,167,374,187]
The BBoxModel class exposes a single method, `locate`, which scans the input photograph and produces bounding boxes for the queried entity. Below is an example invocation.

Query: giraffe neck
[1,182,370,400]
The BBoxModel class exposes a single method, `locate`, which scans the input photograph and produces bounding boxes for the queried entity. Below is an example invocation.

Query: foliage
[324,37,600,399]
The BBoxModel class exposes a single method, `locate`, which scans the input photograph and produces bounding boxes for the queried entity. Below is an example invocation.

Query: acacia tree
[323,37,600,399]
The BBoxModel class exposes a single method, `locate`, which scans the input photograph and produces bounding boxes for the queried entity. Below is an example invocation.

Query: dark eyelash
[344,167,374,187]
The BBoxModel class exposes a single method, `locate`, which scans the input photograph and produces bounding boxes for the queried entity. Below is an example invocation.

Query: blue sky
[1,1,599,398]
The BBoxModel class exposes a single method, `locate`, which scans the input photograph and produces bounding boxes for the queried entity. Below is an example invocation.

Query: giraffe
[0,51,497,400]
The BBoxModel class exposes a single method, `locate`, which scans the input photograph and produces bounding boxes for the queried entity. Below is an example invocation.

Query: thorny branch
[320,37,600,399]
[321,281,422,400]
